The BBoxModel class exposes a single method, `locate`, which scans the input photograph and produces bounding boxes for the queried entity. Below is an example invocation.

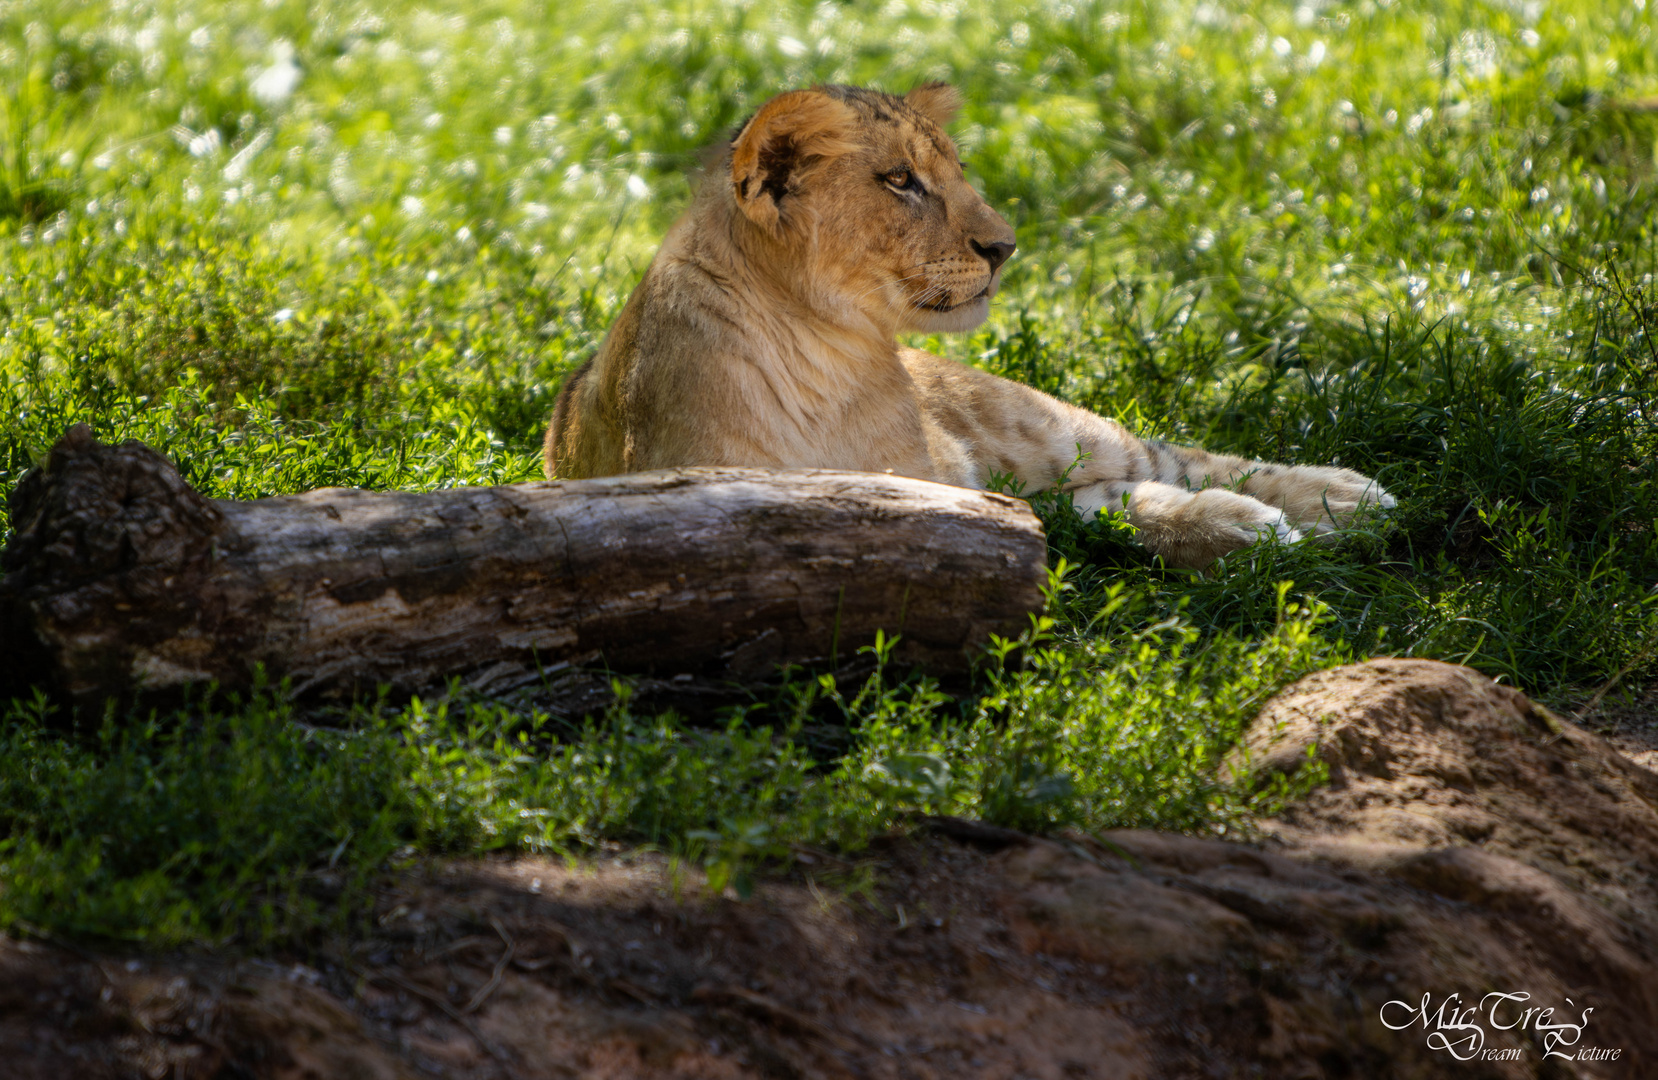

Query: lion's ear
[730,90,858,235]
[905,82,962,127]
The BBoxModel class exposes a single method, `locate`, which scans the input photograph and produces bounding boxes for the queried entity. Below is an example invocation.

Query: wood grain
[1,425,1048,718]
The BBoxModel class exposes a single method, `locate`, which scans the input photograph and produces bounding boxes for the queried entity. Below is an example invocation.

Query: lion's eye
[884,168,920,193]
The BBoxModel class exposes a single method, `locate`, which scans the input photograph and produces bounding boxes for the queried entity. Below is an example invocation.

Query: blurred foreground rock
[3,658,1654,1078]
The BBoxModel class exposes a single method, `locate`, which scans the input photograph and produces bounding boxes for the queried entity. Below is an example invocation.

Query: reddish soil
[2,659,1655,1079]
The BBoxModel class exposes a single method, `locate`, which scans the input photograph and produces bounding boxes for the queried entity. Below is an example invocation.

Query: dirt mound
[3,659,1655,1078]
[1239,657,1658,916]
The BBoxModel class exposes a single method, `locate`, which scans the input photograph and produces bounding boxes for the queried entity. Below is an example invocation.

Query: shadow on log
[0,425,1048,721]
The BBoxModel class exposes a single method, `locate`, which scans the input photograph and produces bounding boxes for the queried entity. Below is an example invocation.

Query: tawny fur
[545,84,1393,569]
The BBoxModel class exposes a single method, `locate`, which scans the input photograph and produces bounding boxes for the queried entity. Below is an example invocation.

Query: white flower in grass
[187,129,221,157]
[252,41,301,107]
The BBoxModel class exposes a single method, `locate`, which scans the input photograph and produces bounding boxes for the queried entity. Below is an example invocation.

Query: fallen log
[0,425,1048,720]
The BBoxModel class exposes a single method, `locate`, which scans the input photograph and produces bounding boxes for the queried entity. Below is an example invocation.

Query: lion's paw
[1264,510,1306,544]
[1217,500,1304,552]
[1266,468,1394,534]
[1136,488,1304,569]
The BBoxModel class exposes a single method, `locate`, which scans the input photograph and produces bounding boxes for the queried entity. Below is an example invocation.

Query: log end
[4,423,222,591]
[1,425,226,720]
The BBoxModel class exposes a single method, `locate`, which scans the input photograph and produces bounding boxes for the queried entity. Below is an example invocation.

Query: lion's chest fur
[726,331,934,474]
[591,255,937,479]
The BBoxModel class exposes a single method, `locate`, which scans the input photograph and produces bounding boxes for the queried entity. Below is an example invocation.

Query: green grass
[1,0,1656,946]
[0,599,1341,943]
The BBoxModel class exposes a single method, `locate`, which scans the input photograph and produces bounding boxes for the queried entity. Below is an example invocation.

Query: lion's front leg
[901,348,1391,568]
[1227,462,1395,535]
[1073,441,1394,566]
[1115,440,1395,535]
[1072,480,1302,569]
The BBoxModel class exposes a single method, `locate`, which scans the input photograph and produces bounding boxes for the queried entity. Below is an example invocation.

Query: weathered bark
[1,425,1048,719]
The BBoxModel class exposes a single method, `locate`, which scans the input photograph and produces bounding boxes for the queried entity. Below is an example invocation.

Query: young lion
[544,84,1392,568]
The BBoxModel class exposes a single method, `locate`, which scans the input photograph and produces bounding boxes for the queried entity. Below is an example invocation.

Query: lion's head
[725,83,1017,335]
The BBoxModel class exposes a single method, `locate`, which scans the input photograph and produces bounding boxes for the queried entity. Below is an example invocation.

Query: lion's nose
[971,239,1016,273]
